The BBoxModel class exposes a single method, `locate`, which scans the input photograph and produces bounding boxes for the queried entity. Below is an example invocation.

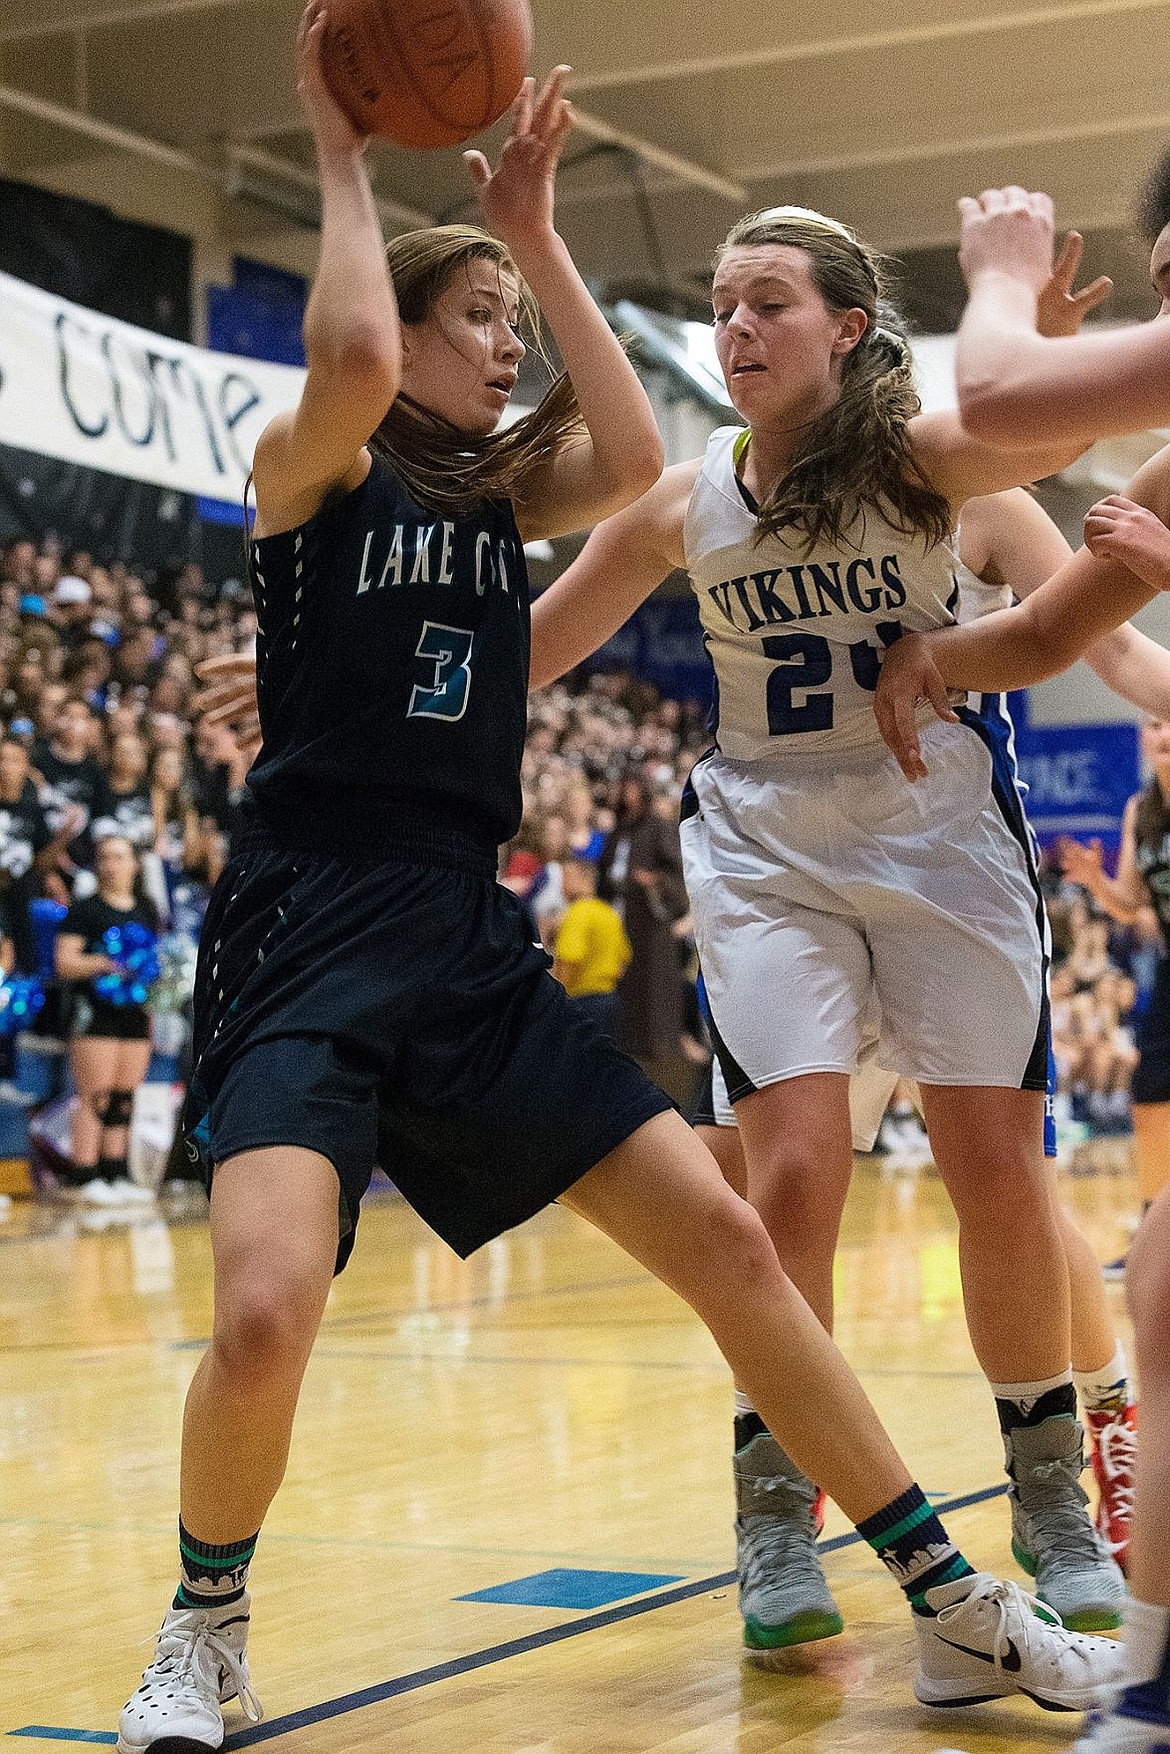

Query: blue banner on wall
[1012,716,1139,861]
[579,594,713,706]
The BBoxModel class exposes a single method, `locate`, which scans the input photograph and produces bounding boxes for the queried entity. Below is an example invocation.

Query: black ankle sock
[857,1486,976,1612]
[995,1380,1077,1435]
[734,1411,770,1451]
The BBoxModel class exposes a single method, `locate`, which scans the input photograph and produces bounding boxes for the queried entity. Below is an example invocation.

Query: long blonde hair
[717,209,951,552]
[370,225,584,516]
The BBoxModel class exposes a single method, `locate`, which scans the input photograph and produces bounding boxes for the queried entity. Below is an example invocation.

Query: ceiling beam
[568,109,744,203]
[228,142,432,230]
[735,104,1170,187]
[569,0,1169,94]
[0,83,436,232]
[0,79,201,170]
[0,0,240,44]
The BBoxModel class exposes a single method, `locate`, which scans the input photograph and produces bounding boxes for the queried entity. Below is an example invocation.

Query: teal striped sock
[174,1519,258,1610]
[857,1486,975,1612]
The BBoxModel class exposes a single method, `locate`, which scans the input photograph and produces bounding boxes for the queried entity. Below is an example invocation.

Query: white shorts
[704,1049,899,1151]
[681,716,1049,1101]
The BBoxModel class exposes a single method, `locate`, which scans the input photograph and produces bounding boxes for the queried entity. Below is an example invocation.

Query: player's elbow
[957,376,1030,448]
[310,322,401,404]
[598,429,665,509]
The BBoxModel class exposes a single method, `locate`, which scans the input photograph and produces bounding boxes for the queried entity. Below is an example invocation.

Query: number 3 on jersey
[408,622,474,722]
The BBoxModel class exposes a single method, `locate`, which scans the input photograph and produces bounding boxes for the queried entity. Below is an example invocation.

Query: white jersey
[955,548,1011,623]
[684,426,961,761]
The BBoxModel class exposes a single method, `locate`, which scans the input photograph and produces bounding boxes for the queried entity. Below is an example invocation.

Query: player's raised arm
[955,182,1170,447]
[529,461,696,690]
[874,445,1170,779]
[251,2,401,533]
[465,69,663,542]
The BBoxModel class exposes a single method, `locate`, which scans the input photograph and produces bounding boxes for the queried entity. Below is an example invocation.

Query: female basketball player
[691,485,1156,1598]
[115,14,1123,1752]
[870,154,1170,1754]
[528,206,1128,1650]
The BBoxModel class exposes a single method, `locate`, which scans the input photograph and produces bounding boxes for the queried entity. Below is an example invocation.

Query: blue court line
[8,1482,1009,1748]
[9,1735,115,1745]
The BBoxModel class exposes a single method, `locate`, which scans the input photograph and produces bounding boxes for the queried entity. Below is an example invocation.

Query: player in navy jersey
[117,14,1128,1750]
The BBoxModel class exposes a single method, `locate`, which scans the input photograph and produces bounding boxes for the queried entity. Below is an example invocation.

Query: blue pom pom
[96,922,160,1005]
[0,975,45,1036]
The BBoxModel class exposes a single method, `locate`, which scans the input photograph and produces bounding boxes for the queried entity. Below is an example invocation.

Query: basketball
[322,0,533,149]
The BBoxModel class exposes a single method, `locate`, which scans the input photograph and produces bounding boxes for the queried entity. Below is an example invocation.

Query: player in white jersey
[531,204,1126,1652]
[693,484,1161,1598]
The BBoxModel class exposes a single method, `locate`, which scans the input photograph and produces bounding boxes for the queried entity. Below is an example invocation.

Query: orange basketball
[322,0,533,150]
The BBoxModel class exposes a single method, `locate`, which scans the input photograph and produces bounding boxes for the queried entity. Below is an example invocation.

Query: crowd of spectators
[2,523,1160,1193]
[0,533,253,980]
[508,674,714,1097]
[1045,871,1164,1139]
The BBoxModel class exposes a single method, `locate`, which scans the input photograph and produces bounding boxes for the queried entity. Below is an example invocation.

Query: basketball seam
[380,1,498,140]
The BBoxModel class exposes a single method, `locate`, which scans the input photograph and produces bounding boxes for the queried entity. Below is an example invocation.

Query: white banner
[0,269,305,502]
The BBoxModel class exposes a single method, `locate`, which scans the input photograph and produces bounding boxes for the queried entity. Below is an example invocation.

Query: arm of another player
[251,2,401,532]
[906,234,1112,501]
[1058,794,1147,924]
[528,461,696,691]
[972,485,1170,715]
[955,187,1170,447]
[465,70,663,542]
[875,445,1170,778]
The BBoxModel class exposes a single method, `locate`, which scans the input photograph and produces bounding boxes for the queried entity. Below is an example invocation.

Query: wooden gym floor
[0,1145,1136,1753]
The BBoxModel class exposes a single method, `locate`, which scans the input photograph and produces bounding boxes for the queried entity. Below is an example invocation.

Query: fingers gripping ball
[322,0,533,147]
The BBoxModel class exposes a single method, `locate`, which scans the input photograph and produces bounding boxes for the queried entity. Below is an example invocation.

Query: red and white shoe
[1086,1403,1137,1574]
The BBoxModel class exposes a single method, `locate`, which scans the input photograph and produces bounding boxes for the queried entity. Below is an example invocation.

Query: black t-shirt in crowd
[94,784,155,852]
[61,892,160,1021]
[0,780,51,971]
[244,455,531,855]
[33,744,108,869]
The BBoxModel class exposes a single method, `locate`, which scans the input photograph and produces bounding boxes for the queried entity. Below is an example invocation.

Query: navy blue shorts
[186,838,671,1271]
[1133,959,1170,1107]
[689,1060,717,1130]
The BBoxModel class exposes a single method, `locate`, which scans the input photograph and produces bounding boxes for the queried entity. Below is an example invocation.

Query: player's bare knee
[750,1146,843,1241]
[699,1191,778,1303]
[210,1275,323,1386]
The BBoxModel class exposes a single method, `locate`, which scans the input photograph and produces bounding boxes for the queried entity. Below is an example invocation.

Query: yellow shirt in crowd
[554,898,632,996]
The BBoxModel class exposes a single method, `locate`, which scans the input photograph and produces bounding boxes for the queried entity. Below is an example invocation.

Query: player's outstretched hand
[464,66,573,244]
[958,186,1055,297]
[873,632,959,782]
[1036,232,1112,338]
[195,653,261,755]
[1084,495,1170,592]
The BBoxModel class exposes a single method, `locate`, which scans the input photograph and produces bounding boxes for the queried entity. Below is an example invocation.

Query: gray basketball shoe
[1007,1418,1127,1632]
[734,1430,843,1659]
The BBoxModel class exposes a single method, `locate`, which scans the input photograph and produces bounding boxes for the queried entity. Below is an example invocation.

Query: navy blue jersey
[244,456,530,855]
[1136,823,1170,945]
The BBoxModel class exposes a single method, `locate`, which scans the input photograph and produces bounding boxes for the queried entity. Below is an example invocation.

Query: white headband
[752,205,858,242]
